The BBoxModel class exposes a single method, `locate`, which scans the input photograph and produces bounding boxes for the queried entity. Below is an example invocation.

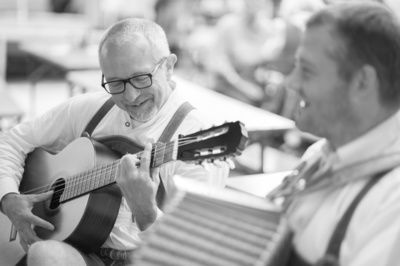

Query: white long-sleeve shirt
[0,88,229,250]
[288,111,400,266]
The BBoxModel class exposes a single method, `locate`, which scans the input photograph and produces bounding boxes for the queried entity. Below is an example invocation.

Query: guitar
[17,121,247,252]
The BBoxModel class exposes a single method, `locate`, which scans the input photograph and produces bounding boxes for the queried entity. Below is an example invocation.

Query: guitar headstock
[177,121,248,163]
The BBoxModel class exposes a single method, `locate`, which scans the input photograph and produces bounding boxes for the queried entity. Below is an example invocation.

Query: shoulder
[64,92,111,116]
[348,166,400,229]
[67,92,110,108]
[167,91,213,136]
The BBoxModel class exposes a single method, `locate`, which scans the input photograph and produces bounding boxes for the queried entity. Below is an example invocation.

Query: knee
[27,240,65,265]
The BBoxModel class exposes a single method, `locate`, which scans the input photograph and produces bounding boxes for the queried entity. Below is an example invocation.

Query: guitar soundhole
[49,178,65,210]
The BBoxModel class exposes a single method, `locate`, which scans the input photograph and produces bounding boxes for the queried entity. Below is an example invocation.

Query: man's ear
[165,54,177,80]
[349,64,379,103]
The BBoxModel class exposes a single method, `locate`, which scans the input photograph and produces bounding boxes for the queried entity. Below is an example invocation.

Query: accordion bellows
[132,180,291,266]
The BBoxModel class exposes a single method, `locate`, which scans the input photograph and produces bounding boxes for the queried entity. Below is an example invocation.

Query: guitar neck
[59,141,176,202]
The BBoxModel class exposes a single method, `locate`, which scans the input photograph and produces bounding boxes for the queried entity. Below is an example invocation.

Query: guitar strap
[81,98,195,207]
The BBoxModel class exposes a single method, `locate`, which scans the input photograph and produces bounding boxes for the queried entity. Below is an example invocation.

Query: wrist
[135,201,158,231]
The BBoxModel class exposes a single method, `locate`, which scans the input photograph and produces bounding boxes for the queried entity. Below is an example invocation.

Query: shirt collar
[334,110,400,169]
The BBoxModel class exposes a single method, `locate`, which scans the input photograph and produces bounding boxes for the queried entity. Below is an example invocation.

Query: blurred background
[1,0,398,176]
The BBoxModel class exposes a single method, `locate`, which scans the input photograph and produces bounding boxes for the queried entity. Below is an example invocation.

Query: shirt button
[125,122,130,127]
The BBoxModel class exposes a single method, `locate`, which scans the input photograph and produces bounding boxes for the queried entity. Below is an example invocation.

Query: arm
[0,93,102,249]
[115,146,231,231]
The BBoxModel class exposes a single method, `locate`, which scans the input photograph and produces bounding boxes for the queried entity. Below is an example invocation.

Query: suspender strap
[155,101,195,208]
[82,97,115,137]
[157,102,195,143]
[81,99,194,208]
[315,171,388,266]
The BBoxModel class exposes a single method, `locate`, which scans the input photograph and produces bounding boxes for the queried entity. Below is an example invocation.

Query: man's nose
[284,71,300,93]
[123,83,141,100]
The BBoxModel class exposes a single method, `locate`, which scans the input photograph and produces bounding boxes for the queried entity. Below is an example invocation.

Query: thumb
[31,191,54,203]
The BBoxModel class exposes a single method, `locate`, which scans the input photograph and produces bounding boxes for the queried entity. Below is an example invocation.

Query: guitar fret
[77,173,83,196]
[79,172,86,195]
[69,174,77,198]
[89,168,95,191]
[153,143,163,168]
[83,172,89,193]
[99,165,106,187]
[74,175,81,196]
[60,178,68,202]
[106,164,114,184]
[73,176,79,197]
[164,142,174,163]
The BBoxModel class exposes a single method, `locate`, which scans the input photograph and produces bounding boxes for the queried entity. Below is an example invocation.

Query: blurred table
[18,42,99,114]
[227,171,290,198]
[0,11,92,82]
[21,43,99,74]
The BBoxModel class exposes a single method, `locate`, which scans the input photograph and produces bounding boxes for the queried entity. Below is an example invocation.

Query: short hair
[306,2,400,106]
[98,18,170,62]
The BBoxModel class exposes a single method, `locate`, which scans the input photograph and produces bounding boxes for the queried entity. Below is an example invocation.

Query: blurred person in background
[195,0,284,110]
[185,0,324,115]
[100,0,157,27]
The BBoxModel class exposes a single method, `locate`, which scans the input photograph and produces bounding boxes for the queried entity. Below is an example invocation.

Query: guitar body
[19,137,123,252]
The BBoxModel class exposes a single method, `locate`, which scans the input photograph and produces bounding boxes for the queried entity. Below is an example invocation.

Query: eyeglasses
[101,57,167,95]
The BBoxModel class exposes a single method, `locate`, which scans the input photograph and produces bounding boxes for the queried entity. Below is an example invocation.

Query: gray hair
[98,18,170,62]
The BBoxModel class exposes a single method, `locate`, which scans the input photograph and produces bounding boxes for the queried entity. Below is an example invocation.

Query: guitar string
[22,135,223,196]
[49,136,229,204]
[49,136,230,204]
[21,137,198,195]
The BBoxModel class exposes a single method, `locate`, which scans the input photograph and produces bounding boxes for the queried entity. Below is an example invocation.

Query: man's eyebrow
[107,71,149,82]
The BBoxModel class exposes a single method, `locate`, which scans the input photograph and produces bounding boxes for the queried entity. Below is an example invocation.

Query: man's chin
[294,115,310,133]
[129,108,156,123]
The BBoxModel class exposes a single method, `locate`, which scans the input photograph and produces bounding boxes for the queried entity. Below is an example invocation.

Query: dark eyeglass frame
[101,57,167,95]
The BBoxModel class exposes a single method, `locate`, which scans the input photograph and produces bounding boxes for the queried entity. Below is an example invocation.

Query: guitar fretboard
[59,141,176,202]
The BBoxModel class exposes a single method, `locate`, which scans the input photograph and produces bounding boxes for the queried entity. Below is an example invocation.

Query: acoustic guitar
[16,121,247,252]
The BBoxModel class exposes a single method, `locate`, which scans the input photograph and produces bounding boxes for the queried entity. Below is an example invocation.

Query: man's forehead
[296,25,341,64]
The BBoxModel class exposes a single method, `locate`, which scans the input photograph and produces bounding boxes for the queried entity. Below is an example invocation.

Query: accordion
[132,179,292,266]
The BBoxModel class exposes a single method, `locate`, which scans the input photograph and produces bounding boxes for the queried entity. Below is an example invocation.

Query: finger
[116,154,138,184]
[20,226,40,244]
[152,172,160,186]
[122,154,139,172]
[151,167,160,182]
[29,214,54,231]
[20,237,30,252]
[140,143,152,172]
[31,191,54,203]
